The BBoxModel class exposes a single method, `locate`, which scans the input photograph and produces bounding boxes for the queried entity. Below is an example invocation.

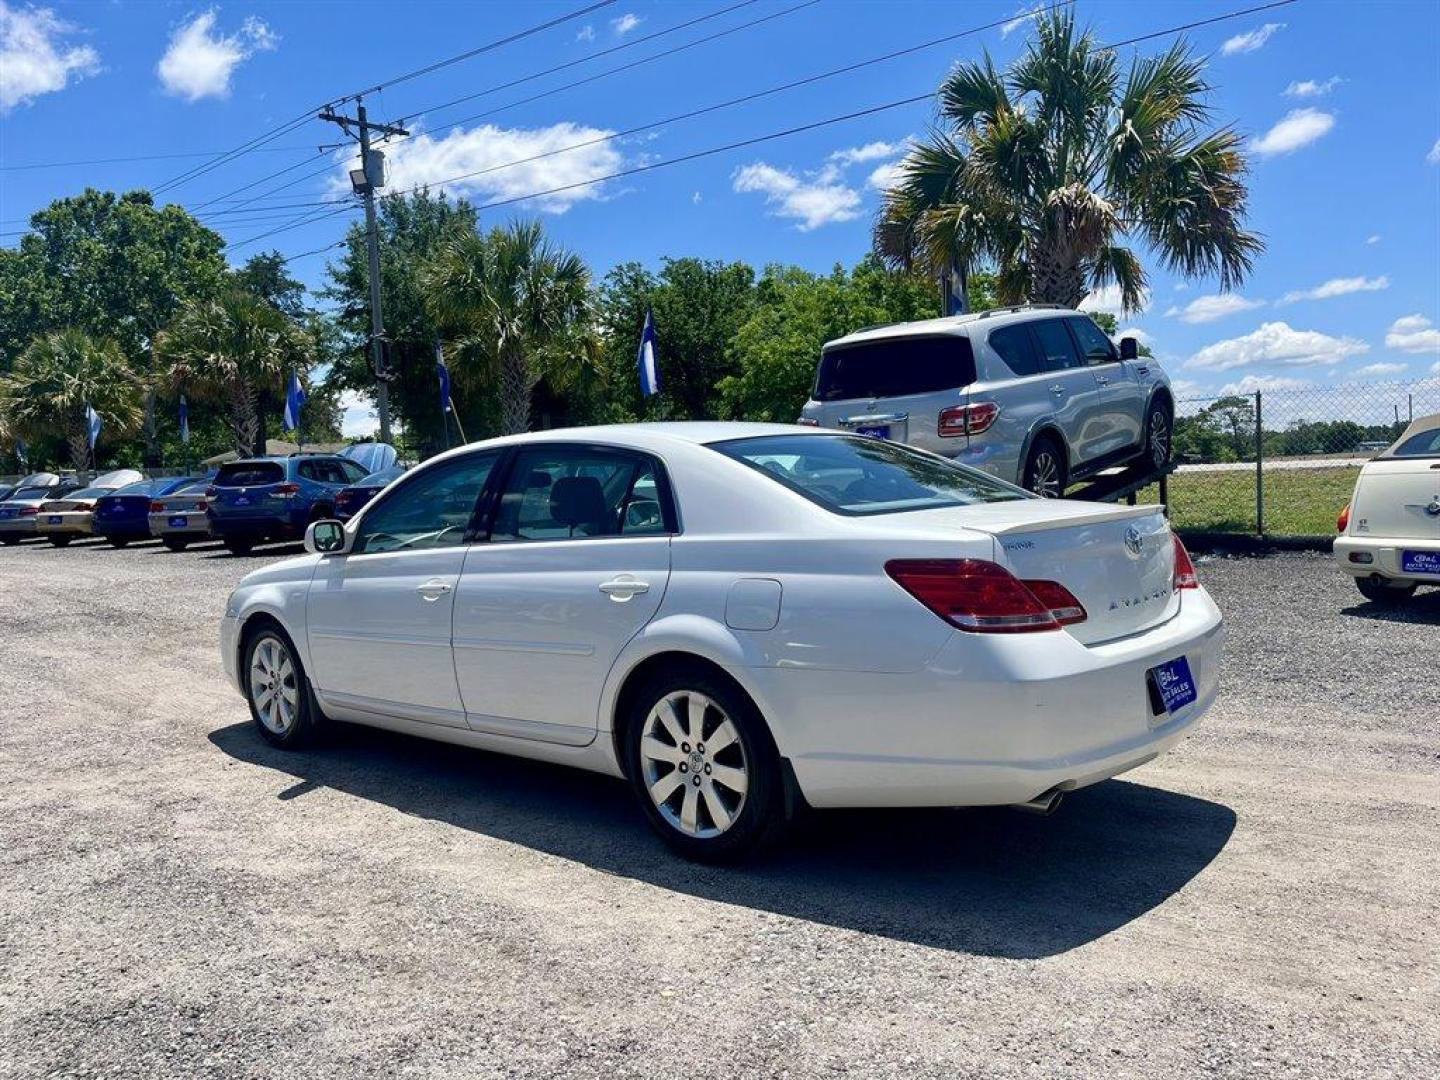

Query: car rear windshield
[215,462,285,486]
[814,335,976,402]
[13,487,54,500]
[1389,429,1440,458]
[713,433,1026,516]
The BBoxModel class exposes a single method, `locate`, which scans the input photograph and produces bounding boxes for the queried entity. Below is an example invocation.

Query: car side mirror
[305,519,351,555]
[1119,336,1139,361]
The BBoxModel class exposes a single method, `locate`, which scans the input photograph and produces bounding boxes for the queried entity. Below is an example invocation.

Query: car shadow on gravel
[210,721,1235,960]
[1340,589,1440,625]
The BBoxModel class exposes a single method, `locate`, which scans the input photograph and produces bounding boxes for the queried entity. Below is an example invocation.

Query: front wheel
[624,668,785,862]
[1022,436,1067,498]
[1144,401,1174,471]
[243,627,320,748]
[1356,577,1416,604]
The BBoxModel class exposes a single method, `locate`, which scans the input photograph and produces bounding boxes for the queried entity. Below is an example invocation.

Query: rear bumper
[746,589,1224,809]
[36,514,93,535]
[1334,535,1440,583]
[209,510,307,540]
[0,518,37,536]
[148,512,213,538]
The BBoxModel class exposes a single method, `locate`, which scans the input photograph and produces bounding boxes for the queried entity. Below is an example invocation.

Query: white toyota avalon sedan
[221,424,1223,860]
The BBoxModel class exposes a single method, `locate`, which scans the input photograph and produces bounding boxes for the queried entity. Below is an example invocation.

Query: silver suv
[799,305,1174,496]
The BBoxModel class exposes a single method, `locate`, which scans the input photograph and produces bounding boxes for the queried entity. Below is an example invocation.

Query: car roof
[447,422,813,452]
[823,305,1079,351]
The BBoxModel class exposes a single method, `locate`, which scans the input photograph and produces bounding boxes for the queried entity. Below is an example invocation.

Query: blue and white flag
[178,395,190,445]
[637,308,660,397]
[85,403,102,450]
[436,349,453,414]
[284,372,307,431]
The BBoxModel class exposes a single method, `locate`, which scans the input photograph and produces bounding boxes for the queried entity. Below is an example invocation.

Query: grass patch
[1131,465,1358,537]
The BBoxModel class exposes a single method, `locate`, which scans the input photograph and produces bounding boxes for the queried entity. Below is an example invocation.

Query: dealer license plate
[168,515,189,528]
[853,424,890,439]
[1147,656,1197,717]
[47,515,63,524]
[1401,550,1440,576]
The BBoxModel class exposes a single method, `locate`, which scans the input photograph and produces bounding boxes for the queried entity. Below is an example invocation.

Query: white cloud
[732,162,861,230]
[1428,139,1440,166]
[1169,378,1204,397]
[0,1,100,113]
[1170,293,1265,324]
[1115,326,1152,348]
[338,390,377,438]
[1221,22,1284,56]
[1283,76,1341,98]
[157,10,277,102]
[1250,108,1334,156]
[828,140,906,167]
[1000,5,1043,37]
[1187,321,1369,371]
[1279,275,1389,305]
[866,159,906,191]
[1079,283,1150,317]
[1354,362,1407,377]
[335,121,624,213]
[691,190,702,205]
[1432,360,1440,375]
[575,24,594,42]
[1366,234,1381,245]
[1217,374,1311,395]
[1385,314,1440,354]
[611,13,642,36]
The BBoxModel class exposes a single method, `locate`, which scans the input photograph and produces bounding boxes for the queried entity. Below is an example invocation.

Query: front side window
[714,434,1027,516]
[1067,316,1118,364]
[815,336,976,402]
[491,446,671,541]
[353,452,498,554]
[1029,319,1084,372]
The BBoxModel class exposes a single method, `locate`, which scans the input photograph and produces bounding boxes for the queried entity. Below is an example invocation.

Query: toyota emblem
[1124,525,1144,557]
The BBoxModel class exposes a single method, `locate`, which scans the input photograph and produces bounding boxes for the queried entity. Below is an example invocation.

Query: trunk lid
[903,500,1178,645]
[1348,459,1440,541]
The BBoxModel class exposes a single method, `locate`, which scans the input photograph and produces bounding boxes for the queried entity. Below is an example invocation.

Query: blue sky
[3,0,1439,414]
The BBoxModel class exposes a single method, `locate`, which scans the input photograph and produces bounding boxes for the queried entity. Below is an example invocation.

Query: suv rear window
[815,336,976,402]
[215,462,284,486]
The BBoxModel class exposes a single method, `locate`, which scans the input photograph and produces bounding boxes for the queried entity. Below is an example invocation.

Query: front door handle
[599,576,650,601]
[1049,384,1066,395]
[416,578,453,602]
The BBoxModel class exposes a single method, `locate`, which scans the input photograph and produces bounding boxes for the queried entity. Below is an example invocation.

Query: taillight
[150,501,165,513]
[796,417,819,426]
[19,507,37,517]
[937,402,1000,437]
[1337,502,1350,533]
[885,559,1072,633]
[197,499,208,511]
[274,483,300,497]
[1172,535,1199,590]
[1021,580,1088,626]
[205,486,217,498]
[73,503,93,512]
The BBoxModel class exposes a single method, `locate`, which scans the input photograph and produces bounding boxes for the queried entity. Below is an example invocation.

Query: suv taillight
[938,402,1000,437]
[884,559,1085,633]
[1337,502,1350,533]
[274,483,301,497]
[1172,535,1199,590]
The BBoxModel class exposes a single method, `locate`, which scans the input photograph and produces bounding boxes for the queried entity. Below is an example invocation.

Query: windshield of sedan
[712,434,1027,516]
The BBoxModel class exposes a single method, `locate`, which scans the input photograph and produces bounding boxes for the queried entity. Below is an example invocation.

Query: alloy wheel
[249,636,300,735]
[1150,409,1172,468]
[1029,451,1062,498]
[639,690,749,838]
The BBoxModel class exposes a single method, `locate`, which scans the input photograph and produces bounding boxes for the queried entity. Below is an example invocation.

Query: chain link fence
[1139,376,1440,539]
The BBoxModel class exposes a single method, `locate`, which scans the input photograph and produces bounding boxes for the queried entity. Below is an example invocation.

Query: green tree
[232,251,310,321]
[157,290,314,457]
[0,328,144,474]
[874,9,1261,313]
[425,220,592,436]
[323,191,480,456]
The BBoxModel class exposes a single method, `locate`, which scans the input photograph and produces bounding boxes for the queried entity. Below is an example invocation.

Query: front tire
[242,626,320,748]
[1022,435,1067,498]
[1144,400,1174,471]
[624,666,785,862]
[1356,577,1416,604]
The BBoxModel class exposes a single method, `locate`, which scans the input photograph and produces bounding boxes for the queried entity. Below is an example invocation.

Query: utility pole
[319,100,408,445]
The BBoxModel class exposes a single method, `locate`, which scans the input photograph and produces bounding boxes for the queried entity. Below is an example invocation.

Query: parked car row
[0,445,405,553]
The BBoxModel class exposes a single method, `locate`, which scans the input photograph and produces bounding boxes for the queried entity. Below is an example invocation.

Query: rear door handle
[416,578,453,602]
[599,576,650,601]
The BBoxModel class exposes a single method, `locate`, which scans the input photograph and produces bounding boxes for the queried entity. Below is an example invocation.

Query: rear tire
[242,625,321,749]
[109,537,131,548]
[1144,399,1174,471]
[0,536,19,546]
[48,535,72,547]
[1022,435,1067,498]
[624,665,786,862]
[162,537,189,552]
[1356,577,1416,604]
[224,538,254,555]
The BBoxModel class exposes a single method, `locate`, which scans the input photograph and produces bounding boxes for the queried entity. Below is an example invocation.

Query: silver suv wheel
[1149,407,1172,468]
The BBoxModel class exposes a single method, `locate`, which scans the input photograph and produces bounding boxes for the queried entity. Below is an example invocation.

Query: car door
[1026,317,1110,465]
[451,444,675,745]
[306,450,500,728]
[1067,315,1142,456]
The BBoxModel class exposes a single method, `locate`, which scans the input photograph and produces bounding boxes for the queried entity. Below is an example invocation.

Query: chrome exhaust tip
[1012,786,1066,816]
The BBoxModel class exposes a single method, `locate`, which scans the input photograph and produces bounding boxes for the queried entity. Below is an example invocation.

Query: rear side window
[1029,319,1084,372]
[298,459,353,484]
[1391,429,1440,458]
[490,446,673,541]
[815,336,976,402]
[988,325,1045,377]
[215,462,284,486]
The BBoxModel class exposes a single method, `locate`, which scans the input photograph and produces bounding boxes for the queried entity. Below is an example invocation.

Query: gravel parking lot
[1,538,1436,1079]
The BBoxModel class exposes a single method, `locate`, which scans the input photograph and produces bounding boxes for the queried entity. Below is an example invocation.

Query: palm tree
[425,220,591,435]
[874,9,1262,314]
[157,289,312,456]
[0,328,143,474]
